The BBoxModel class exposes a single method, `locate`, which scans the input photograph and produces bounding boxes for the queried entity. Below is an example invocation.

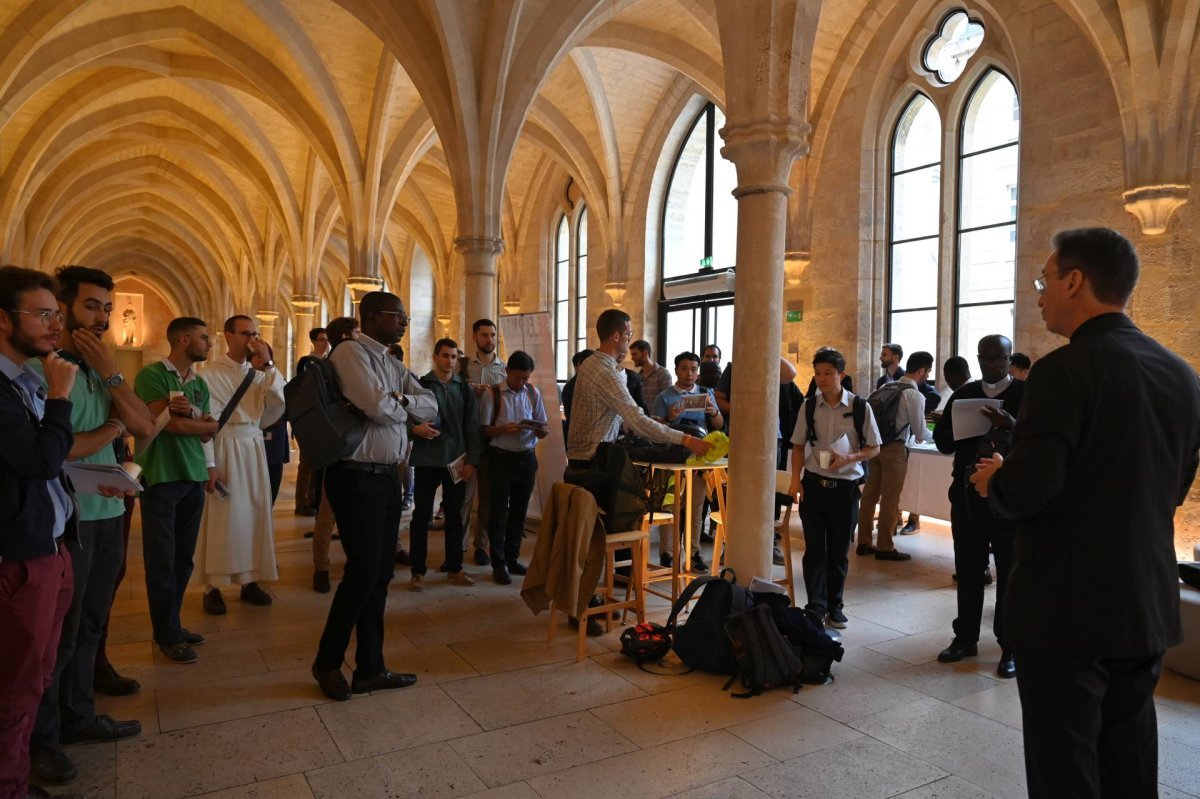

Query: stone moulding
[1122,185,1189,235]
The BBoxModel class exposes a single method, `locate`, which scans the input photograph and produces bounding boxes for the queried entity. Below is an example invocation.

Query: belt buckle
[819,478,837,489]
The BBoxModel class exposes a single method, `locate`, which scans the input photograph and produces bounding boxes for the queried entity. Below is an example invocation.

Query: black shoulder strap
[666,575,719,629]
[804,395,817,445]
[216,369,258,431]
[851,396,867,449]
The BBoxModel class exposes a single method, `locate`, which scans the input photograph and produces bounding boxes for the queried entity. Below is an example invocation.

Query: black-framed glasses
[377,310,411,324]
[10,309,65,326]
[1033,268,1073,294]
[234,331,260,338]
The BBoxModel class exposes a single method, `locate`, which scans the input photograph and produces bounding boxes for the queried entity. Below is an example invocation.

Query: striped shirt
[566,351,683,460]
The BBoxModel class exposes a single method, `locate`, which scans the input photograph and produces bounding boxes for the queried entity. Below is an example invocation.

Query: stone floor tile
[849,697,1027,799]
[866,629,959,666]
[591,683,796,748]
[588,651,720,694]
[56,740,116,799]
[156,665,328,731]
[366,643,480,685]
[123,648,269,690]
[525,729,775,799]
[886,661,1007,703]
[461,783,541,799]
[838,646,912,676]
[258,642,324,672]
[440,659,644,730]
[1156,669,1200,713]
[951,682,1023,730]
[791,665,926,723]
[448,710,636,788]
[316,684,481,760]
[405,617,516,649]
[666,775,774,798]
[1160,708,1200,748]
[154,621,318,661]
[95,685,161,736]
[305,740,486,799]
[890,775,1003,798]
[740,736,947,799]
[727,706,864,761]
[116,707,342,799]
[193,774,316,798]
[1159,737,1200,796]
[848,591,959,636]
[828,615,906,650]
[1158,783,1200,798]
[449,634,608,675]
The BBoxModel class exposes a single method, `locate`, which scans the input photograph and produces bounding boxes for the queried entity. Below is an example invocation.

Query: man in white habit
[196,314,285,614]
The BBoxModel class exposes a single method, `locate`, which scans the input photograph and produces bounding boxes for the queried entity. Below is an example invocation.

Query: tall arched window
[553,204,589,385]
[885,61,1019,365]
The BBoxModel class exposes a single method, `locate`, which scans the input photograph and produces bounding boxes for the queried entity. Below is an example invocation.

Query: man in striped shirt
[567,310,710,467]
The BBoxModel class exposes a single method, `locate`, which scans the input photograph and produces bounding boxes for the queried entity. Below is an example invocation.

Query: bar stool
[705,467,796,604]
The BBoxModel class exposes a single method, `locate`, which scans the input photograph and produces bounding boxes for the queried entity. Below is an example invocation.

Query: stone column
[714,0,816,582]
[256,310,280,351]
[455,236,504,327]
[292,293,319,362]
[346,275,385,314]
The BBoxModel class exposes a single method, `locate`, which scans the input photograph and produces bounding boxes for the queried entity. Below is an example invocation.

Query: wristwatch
[103,372,125,388]
[262,359,275,370]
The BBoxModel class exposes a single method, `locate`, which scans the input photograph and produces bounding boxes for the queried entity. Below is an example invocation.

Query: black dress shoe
[31,747,77,785]
[899,519,921,534]
[937,639,978,663]
[569,616,604,637]
[507,560,528,575]
[394,549,411,566]
[351,671,418,694]
[996,651,1016,679]
[180,628,206,646]
[158,642,198,664]
[202,588,227,615]
[61,714,142,744]
[855,543,876,556]
[93,664,140,696]
[492,566,512,585]
[875,549,912,562]
[239,582,272,606]
[311,664,351,701]
[313,570,331,593]
[474,547,491,566]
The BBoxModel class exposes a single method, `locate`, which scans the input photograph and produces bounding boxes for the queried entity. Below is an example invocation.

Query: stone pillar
[256,310,280,351]
[292,293,319,361]
[346,275,385,314]
[455,236,504,327]
[714,0,816,583]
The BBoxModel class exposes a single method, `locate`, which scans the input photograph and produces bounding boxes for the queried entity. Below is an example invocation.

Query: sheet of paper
[951,398,1003,441]
[63,462,142,494]
[825,433,857,474]
[447,452,468,484]
[676,393,709,411]
[517,418,548,430]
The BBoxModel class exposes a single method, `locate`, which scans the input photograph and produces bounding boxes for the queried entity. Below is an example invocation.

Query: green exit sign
[786,310,803,323]
[699,256,713,269]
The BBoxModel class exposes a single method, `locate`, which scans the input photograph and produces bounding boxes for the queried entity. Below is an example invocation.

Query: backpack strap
[804,395,818,446]
[851,396,867,449]
[666,575,720,629]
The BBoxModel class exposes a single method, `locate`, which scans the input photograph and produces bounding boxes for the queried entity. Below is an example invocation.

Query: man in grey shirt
[311,291,436,702]
[629,339,672,417]
[458,319,506,566]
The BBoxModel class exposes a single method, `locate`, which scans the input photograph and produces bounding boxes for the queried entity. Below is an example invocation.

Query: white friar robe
[195,355,285,586]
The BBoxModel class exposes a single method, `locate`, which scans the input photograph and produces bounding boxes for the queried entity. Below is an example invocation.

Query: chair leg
[547,599,558,642]
[634,538,647,623]
[782,517,796,605]
[577,606,588,662]
[710,522,725,577]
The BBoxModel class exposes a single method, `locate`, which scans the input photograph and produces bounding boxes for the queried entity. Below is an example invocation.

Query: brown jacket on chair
[522,483,607,619]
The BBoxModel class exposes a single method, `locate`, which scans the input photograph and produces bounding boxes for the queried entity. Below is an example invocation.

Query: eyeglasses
[10,309,65,326]
[234,331,260,338]
[1033,267,1074,294]
[377,311,411,323]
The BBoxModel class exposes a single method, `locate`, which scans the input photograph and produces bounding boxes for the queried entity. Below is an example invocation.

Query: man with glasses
[195,316,285,615]
[134,317,220,664]
[972,228,1200,798]
[931,334,1023,679]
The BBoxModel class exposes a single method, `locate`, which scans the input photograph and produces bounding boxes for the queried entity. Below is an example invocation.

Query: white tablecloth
[897,443,953,521]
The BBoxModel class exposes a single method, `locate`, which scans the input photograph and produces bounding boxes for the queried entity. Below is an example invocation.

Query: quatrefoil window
[922,10,985,86]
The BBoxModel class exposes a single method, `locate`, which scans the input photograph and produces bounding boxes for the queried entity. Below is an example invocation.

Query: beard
[66,308,108,338]
[477,341,495,354]
[7,326,54,358]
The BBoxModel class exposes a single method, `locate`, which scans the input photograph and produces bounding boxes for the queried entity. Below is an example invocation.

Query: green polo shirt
[134,360,211,486]
[30,357,125,521]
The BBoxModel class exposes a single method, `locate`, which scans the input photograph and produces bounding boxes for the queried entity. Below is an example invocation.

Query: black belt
[567,458,592,470]
[490,447,536,457]
[804,473,855,490]
[335,461,395,475]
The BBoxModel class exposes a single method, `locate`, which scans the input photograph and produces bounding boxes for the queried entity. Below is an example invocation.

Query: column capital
[453,235,505,256]
[255,310,280,324]
[291,293,319,313]
[1122,184,1189,235]
[346,275,385,293]
[719,118,810,197]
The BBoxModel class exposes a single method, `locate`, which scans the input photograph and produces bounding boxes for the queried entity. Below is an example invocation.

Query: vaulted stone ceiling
[0,0,1189,326]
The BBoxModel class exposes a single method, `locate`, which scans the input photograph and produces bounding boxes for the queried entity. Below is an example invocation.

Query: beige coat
[522,483,606,619]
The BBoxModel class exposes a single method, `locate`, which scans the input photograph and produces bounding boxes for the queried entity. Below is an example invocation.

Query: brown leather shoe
[448,570,476,586]
[240,582,273,605]
[202,588,226,615]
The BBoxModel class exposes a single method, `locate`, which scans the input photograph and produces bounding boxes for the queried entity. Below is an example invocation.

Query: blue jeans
[140,481,206,646]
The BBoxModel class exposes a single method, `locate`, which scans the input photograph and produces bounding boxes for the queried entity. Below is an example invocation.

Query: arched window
[553,204,589,385]
[885,61,1019,366]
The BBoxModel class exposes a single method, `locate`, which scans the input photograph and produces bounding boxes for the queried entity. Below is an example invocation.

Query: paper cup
[817,451,832,469]
[121,462,142,482]
[168,390,184,400]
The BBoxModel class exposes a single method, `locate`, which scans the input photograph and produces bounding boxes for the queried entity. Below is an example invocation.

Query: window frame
[553,203,589,387]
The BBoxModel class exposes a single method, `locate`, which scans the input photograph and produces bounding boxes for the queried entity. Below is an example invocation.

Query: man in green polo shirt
[134,317,218,664]
[26,266,154,788]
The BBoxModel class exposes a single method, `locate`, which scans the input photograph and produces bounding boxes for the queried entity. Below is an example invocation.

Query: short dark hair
[0,266,56,313]
[309,327,327,342]
[674,351,700,368]
[507,350,534,371]
[813,348,846,372]
[326,316,359,347]
[223,314,253,333]
[702,344,721,358]
[596,308,631,341]
[905,351,934,373]
[943,355,971,378]
[359,291,399,321]
[1052,227,1139,305]
[883,342,903,358]
[472,318,496,333]
[167,316,206,343]
[1010,352,1031,370]
[54,265,113,306]
[630,340,651,354]
[699,361,722,386]
[434,337,458,355]
[572,349,594,368]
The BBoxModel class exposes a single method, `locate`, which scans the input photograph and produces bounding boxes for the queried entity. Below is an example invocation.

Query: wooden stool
[548,529,649,662]
[705,468,796,604]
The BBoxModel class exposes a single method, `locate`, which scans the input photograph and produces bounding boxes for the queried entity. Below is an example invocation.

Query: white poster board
[499,312,566,524]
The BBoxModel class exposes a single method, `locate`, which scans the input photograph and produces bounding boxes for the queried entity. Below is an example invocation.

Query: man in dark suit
[973,228,1200,798]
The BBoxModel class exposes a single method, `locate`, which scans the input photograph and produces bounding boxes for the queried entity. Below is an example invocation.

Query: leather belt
[490,448,536,457]
[335,461,395,475]
[805,474,853,490]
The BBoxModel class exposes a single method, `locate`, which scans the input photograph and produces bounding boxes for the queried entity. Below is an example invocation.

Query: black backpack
[668,569,752,674]
[564,442,647,532]
[754,592,843,685]
[865,382,916,445]
[284,355,364,468]
[723,603,807,697]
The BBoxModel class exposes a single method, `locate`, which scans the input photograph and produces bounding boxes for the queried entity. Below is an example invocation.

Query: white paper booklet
[448,452,468,484]
[951,398,1003,441]
[63,462,143,494]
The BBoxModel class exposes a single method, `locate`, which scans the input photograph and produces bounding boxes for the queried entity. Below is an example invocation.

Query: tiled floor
[48,475,1200,799]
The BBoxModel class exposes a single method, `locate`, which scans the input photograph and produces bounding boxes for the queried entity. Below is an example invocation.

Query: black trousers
[140,481,206,647]
[1015,648,1162,798]
[797,474,859,615]
[409,466,467,575]
[267,462,284,506]
[486,448,538,566]
[31,516,125,750]
[949,488,1014,647]
[314,463,402,679]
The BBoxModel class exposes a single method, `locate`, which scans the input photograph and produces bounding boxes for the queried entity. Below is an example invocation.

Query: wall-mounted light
[346,275,385,292]
[502,297,521,315]
[784,251,811,286]
[604,281,627,307]
[436,313,452,328]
